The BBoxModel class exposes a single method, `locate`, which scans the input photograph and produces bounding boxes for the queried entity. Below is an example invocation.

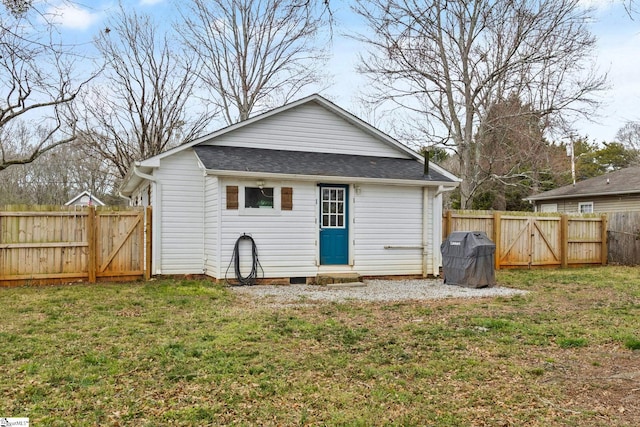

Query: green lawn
[1,267,639,426]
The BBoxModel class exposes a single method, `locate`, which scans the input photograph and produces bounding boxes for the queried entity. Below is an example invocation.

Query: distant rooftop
[526,166,640,201]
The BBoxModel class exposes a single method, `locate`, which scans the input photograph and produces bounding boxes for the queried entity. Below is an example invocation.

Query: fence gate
[93,209,146,281]
[0,206,151,287]
[498,216,562,268]
[443,211,607,269]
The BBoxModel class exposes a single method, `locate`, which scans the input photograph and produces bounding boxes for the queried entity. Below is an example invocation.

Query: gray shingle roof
[193,145,454,183]
[526,166,640,201]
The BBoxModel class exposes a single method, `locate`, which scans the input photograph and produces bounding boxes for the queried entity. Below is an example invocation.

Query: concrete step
[315,272,362,286]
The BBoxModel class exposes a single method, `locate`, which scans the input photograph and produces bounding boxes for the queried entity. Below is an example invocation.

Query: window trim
[578,201,594,214]
[244,186,275,209]
[238,183,282,216]
[320,186,347,229]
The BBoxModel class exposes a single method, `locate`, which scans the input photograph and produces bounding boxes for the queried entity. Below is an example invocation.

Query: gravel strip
[230,278,528,305]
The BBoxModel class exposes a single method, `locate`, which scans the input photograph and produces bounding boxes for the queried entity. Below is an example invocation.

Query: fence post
[145,206,152,280]
[560,214,569,268]
[493,211,501,270]
[601,214,608,265]
[445,210,452,237]
[87,206,97,283]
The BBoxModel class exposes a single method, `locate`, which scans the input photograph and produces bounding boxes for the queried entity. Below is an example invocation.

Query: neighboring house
[65,191,105,207]
[119,94,460,282]
[525,166,640,213]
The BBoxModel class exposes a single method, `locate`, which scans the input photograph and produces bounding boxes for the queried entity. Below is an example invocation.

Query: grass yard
[1,267,639,426]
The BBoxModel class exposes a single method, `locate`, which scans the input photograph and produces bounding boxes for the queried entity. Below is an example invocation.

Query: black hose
[225,234,263,286]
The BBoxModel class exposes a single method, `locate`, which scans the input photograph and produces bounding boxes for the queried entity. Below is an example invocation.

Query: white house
[119,95,460,283]
[65,191,105,207]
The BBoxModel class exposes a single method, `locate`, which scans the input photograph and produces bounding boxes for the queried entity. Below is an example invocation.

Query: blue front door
[319,185,349,265]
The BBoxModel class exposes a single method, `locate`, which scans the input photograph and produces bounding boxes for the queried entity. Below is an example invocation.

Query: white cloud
[45,3,101,30]
[139,0,165,5]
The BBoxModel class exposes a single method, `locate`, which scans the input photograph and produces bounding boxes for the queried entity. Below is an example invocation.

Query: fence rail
[0,205,152,286]
[443,210,608,269]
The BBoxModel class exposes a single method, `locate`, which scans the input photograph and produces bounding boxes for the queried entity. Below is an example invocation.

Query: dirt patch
[535,347,640,424]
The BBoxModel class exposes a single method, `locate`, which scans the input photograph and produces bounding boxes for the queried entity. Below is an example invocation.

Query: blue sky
[46,0,639,144]
[585,0,640,141]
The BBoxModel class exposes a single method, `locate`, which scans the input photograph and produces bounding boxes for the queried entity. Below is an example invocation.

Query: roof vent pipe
[424,150,430,175]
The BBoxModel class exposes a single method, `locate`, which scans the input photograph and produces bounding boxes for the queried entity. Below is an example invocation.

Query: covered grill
[441,231,496,288]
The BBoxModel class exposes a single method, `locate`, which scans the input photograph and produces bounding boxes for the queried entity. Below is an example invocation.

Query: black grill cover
[441,231,496,288]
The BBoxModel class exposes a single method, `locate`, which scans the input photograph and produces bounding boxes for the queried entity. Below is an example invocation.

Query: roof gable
[137,94,456,178]
[121,94,460,194]
[196,101,409,158]
[527,166,640,201]
[65,191,105,206]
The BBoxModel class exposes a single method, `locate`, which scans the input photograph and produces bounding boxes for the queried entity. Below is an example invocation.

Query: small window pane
[320,187,347,229]
[245,187,274,208]
[579,203,593,214]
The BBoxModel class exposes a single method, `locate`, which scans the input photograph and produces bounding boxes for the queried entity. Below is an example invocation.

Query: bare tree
[466,95,576,210]
[354,0,607,208]
[616,121,640,153]
[624,0,639,17]
[478,96,545,197]
[2,0,32,16]
[80,5,214,179]
[178,0,330,125]
[0,2,94,172]
[0,135,115,205]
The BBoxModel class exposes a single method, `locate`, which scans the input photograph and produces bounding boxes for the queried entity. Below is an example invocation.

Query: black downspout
[424,150,430,175]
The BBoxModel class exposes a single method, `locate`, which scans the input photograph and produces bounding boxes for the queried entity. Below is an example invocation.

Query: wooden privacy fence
[443,211,607,269]
[0,206,152,286]
[607,211,640,266]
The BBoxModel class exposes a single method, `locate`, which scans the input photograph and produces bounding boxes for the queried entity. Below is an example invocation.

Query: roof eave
[204,168,460,188]
[119,165,154,196]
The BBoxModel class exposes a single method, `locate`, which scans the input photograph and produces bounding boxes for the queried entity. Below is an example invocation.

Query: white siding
[150,155,439,279]
[155,149,205,274]
[204,176,219,278]
[219,178,318,279]
[352,185,424,276]
[202,102,410,159]
[217,180,434,279]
